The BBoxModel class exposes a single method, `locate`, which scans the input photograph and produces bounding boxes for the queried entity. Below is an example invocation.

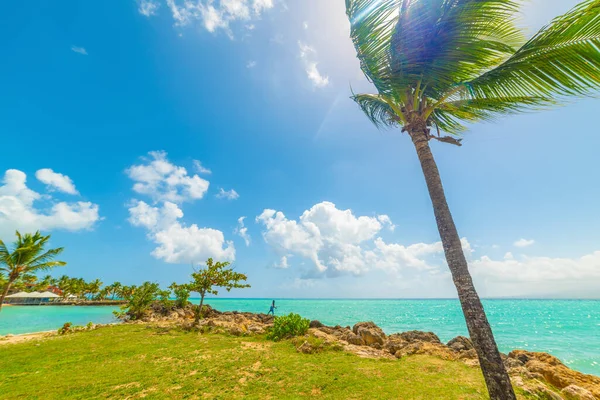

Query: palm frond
[351,93,401,129]
[468,0,600,101]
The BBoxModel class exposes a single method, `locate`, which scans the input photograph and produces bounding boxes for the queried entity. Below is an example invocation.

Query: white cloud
[216,188,239,200]
[275,255,289,269]
[126,152,236,264]
[234,216,251,246]
[377,215,395,232]
[138,0,160,16]
[71,46,88,55]
[128,200,235,264]
[246,60,257,68]
[257,202,424,275]
[126,151,210,204]
[252,0,273,14]
[514,238,535,248]
[303,21,308,30]
[35,169,79,195]
[164,0,275,37]
[471,251,600,297]
[192,160,212,174]
[298,41,329,88]
[0,169,100,238]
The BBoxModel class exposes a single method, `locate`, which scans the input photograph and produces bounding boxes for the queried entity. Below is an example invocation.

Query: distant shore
[5,300,126,307]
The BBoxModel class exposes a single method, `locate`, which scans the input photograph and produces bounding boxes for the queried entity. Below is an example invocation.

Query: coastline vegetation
[0,231,66,311]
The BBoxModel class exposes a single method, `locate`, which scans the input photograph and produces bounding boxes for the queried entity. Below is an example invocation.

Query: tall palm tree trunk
[0,280,13,312]
[409,128,516,400]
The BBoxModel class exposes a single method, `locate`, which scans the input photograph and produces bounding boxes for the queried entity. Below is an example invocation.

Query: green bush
[267,313,310,341]
[120,282,162,320]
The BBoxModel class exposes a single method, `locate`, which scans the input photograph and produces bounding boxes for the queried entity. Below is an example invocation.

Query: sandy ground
[0,330,57,346]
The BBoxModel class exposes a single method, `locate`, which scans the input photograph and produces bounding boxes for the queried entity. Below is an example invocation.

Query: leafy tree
[120,282,161,320]
[345,1,600,398]
[169,282,191,308]
[187,258,250,322]
[0,231,66,311]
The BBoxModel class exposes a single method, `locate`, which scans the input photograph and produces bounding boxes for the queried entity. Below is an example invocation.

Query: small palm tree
[346,1,600,399]
[108,282,123,300]
[0,231,66,310]
[87,279,103,301]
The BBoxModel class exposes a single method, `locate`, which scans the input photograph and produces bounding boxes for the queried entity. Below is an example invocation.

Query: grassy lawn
[0,324,533,399]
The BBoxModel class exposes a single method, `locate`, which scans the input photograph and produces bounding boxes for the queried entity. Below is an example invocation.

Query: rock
[352,322,386,346]
[457,349,478,360]
[309,320,324,328]
[247,324,265,334]
[343,332,365,346]
[398,330,441,345]
[509,350,600,398]
[561,385,595,400]
[297,340,316,354]
[447,336,473,352]
[394,341,456,361]
[383,334,409,355]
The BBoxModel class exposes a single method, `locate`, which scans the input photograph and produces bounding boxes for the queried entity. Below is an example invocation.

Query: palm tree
[108,282,123,300]
[345,1,600,398]
[0,231,66,311]
[87,279,103,301]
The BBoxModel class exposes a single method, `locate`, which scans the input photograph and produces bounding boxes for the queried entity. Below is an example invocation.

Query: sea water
[1,299,598,376]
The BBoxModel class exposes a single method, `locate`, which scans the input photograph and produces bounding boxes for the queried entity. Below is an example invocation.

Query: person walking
[267,300,276,315]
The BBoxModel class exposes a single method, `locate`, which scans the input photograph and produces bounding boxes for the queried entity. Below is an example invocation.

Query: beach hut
[5,291,60,305]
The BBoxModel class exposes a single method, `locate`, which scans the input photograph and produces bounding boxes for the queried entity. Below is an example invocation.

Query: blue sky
[1,0,599,298]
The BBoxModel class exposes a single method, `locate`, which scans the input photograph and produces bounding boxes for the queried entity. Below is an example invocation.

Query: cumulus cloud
[71,46,88,55]
[128,200,235,264]
[164,0,276,37]
[514,238,535,248]
[126,152,235,264]
[0,169,100,238]
[298,41,329,88]
[216,188,239,200]
[35,169,79,195]
[138,0,160,16]
[126,151,210,204]
[246,60,257,68]
[234,216,251,246]
[255,201,434,276]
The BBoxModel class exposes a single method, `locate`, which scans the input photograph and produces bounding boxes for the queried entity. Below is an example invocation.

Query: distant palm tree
[87,279,103,300]
[108,282,123,300]
[345,1,600,398]
[0,231,66,310]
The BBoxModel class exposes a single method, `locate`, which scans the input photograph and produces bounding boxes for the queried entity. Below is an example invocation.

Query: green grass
[0,324,533,399]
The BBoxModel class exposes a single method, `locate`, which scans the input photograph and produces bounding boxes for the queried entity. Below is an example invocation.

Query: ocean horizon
[1,298,598,376]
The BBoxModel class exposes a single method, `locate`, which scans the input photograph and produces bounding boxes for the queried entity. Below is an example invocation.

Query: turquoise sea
[1,299,598,376]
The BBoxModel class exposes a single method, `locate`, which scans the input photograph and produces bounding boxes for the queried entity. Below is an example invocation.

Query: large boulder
[398,330,442,345]
[352,322,386,347]
[561,385,596,400]
[509,350,600,398]
[309,320,324,328]
[447,336,474,352]
[383,334,409,355]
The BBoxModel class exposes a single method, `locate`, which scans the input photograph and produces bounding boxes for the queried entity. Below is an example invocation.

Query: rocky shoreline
[133,303,599,400]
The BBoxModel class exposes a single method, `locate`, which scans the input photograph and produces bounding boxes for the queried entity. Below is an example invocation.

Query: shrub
[120,282,162,320]
[58,322,72,335]
[169,283,191,308]
[267,313,310,341]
